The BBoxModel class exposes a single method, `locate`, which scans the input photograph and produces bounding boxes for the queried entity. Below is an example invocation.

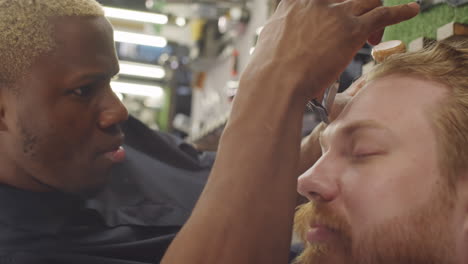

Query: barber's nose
[98,88,129,130]
[297,155,340,203]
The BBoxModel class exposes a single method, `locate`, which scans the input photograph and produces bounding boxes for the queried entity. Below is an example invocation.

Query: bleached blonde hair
[0,0,104,85]
[367,37,468,187]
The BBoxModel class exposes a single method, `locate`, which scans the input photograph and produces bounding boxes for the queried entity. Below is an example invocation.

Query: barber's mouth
[103,146,126,163]
[306,224,336,244]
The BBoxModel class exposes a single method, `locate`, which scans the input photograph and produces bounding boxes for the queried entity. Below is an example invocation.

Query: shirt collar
[0,184,84,234]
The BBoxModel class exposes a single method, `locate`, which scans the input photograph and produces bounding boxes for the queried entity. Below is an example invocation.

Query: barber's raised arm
[161,1,419,263]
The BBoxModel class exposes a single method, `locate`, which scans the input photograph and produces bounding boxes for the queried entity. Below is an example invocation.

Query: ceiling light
[114,31,167,48]
[111,81,164,99]
[119,61,166,79]
[175,17,187,27]
[104,6,168,25]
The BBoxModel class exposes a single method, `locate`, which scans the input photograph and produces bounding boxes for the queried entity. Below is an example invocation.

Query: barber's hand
[329,75,366,121]
[248,0,418,100]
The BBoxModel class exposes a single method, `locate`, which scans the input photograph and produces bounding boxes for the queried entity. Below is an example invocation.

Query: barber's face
[0,16,128,194]
[296,75,456,264]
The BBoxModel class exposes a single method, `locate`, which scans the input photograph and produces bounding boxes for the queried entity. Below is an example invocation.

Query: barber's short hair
[368,37,468,186]
[0,0,104,85]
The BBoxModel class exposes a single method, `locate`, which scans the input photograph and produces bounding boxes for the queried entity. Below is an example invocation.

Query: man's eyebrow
[340,120,389,136]
[319,120,391,146]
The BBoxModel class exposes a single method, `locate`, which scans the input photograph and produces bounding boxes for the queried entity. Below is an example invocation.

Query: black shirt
[0,144,212,264]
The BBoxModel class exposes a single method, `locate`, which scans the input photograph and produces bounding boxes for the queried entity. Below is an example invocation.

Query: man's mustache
[294,202,352,244]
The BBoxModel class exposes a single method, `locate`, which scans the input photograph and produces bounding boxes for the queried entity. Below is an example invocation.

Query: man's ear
[455,171,468,229]
[455,171,468,264]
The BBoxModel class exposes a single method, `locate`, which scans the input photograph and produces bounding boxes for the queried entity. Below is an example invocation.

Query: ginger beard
[293,183,457,264]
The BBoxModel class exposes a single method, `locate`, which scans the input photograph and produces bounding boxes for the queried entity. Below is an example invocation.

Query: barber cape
[0,116,214,264]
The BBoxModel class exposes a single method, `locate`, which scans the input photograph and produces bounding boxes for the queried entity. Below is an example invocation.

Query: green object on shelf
[383,0,468,44]
[157,86,171,132]
[151,0,167,35]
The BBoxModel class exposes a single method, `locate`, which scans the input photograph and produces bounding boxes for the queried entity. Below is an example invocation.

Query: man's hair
[0,0,104,85]
[367,37,468,186]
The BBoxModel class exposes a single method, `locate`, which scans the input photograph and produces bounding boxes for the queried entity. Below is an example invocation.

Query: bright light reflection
[256,26,264,35]
[119,61,166,79]
[114,31,167,48]
[115,92,124,101]
[111,81,164,99]
[104,6,168,25]
[176,17,187,27]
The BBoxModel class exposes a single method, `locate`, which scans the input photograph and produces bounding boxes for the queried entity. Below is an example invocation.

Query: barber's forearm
[160,0,421,259]
[161,64,310,264]
[298,122,326,175]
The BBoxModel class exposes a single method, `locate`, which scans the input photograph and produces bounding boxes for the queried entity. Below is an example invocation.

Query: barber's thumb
[368,30,384,46]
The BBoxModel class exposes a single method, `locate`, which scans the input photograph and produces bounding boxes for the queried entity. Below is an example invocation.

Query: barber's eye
[72,85,94,97]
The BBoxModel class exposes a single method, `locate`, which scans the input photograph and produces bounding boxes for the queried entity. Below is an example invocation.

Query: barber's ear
[0,89,9,132]
[0,110,6,131]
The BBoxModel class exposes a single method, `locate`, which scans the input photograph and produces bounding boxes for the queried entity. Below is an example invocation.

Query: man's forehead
[343,75,447,118]
[52,16,114,52]
[45,16,118,78]
[321,119,390,141]
[323,74,449,139]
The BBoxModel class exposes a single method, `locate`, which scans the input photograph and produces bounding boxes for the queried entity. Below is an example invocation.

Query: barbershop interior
[98,0,468,149]
[2,0,468,263]
[100,0,275,151]
[100,0,343,151]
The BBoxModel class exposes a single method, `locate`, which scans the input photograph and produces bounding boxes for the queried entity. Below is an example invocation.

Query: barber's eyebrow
[69,66,120,83]
[77,72,110,81]
[319,120,392,147]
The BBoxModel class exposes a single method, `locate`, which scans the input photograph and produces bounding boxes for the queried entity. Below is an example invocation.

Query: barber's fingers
[360,2,419,34]
[344,75,367,96]
[276,0,297,11]
[340,0,382,16]
[368,30,384,45]
[278,0,295,6]
[304,0,348,9]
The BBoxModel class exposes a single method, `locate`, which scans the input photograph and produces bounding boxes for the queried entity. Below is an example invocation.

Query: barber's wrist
[240,59,322,105]
[299,122,326,175]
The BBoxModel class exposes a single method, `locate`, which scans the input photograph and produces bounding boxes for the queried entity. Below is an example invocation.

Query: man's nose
[297,154,340,203]
[98,88,129,130]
